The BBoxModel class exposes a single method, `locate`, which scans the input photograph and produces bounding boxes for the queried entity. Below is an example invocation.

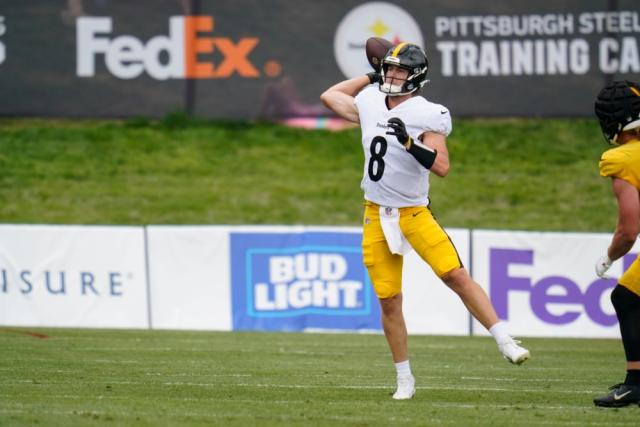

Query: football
[365,37,394,71]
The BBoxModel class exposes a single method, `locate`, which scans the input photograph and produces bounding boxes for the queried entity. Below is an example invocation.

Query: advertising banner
[2,224,640,338]
[402,229,471,335]
[0,225,148,328]
[0,1,637,119]
[471,230,640,338]
[412,0,640,116]
[146,226,232,331]
[230,228,381,332]
[0,1,186,118]
[148,225,469,334]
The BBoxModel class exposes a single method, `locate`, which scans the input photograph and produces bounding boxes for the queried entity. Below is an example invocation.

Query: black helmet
[379,43,429,96]
[594,80,640,145]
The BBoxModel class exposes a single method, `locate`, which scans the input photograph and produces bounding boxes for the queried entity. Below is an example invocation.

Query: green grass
[0,118,629,426]
[0,328,637,426]
[0,116,616,231]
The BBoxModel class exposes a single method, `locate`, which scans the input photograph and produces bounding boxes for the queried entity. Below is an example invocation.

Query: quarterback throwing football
[320,42,530,400]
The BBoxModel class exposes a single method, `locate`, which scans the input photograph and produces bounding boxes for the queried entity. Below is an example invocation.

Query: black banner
[0,1,638,119]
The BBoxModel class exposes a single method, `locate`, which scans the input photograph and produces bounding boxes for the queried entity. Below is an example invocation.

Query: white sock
[395,360,412,377]
[489,321,512,344]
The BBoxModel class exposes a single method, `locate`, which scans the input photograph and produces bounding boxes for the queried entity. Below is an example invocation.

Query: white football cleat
[499,339,530,365]
[392,374,415,400]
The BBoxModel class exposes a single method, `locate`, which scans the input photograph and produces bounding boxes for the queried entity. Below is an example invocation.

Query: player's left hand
[595,255,613,279]
[386,117,412,147]
[366,72,382,84]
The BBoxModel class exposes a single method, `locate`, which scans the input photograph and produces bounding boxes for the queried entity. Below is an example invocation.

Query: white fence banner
[147,226,233,331]
[403,228,470,335]
[0,225,148,328]
[147,225,470,334]
[471,230,640,338]
[3,224,639,338]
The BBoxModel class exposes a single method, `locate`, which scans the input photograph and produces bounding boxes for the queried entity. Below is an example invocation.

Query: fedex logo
[77,16,261,80]
[490,248,637,326]
[230,232,381,332]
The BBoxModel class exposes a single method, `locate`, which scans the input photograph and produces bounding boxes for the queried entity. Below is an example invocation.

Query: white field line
[67,348,351,356]
[252,383,604,394]
[0,379,603,394]
[460,376,582,383]
[155,381,603,394]
[0,380,231,387]
[0,374,586,383]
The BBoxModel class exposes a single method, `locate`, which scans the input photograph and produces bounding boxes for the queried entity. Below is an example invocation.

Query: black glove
[387,117,437,169]
[386,117,412,148]
[366,72,382,85]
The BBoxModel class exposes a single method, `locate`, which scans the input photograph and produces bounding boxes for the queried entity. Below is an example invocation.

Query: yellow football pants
[362,201,462,299]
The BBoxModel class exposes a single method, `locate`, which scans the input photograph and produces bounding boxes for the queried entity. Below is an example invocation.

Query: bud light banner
[230,231,381,332]
[471,230,640,338]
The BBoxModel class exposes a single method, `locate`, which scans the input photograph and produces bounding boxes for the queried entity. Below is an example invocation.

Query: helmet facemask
[380,63,428,96]
[380,63,410,96]
[378,43,429,97]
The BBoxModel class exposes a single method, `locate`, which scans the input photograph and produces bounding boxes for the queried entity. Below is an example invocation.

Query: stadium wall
[0,1,638,119]
[1,224,638,339]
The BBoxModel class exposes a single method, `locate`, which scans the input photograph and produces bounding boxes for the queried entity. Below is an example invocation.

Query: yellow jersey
[599,139,640,190]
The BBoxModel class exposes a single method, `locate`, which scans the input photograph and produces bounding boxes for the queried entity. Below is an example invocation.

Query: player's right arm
[320,75,371,123]
[420,132,449,177]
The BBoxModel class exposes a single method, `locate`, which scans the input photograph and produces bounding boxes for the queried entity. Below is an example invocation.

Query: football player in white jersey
[320,42,530,400]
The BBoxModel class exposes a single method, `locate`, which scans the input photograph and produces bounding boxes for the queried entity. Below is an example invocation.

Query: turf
[1,328,638,426]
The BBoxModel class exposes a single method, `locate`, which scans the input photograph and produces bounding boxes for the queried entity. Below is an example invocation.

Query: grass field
[0,118,631,426]
[1,328,638,426]
[0,116,617,231]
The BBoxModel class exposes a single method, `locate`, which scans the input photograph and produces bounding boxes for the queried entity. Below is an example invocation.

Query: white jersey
[354,86,452,208]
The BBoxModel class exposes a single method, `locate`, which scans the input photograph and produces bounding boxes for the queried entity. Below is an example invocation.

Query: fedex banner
[0,1,638,118]
[0,225,148,328]
[472,230,640,338]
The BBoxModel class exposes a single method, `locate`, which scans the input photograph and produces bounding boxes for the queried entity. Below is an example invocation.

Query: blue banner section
[230,231,381,332]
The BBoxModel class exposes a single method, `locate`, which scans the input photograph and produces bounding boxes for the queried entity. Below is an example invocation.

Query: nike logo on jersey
[614,390,633,400]
[440,110,448,114]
